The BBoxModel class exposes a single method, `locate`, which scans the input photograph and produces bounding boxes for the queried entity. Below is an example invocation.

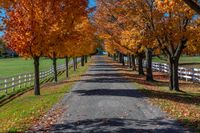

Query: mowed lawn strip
[0,60,90,132]
[0,57,66,78]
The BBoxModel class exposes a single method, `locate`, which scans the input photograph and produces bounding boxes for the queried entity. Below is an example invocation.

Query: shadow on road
[73,87,200,106]
[51,117,186,133]
[74,89,142,98]
[80,77,132,83]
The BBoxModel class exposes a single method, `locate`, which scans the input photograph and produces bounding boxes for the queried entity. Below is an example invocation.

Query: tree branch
[183,0,200,14]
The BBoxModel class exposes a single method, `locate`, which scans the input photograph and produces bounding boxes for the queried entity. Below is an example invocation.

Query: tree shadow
[73,88,200,106]
[89,64,119,67]
[50,117,188,133]
[73,89,142,98]
[179,62,200,66]
[89,69,132,72]
[80,77,132,83]
[81,72,192,87]
[82,73,138,78]
[138,88,200,106]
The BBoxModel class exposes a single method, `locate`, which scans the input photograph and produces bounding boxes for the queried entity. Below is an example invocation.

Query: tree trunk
[168,57,180,91]
[129,54,132,68]
[65,56,69,78]
[73,57,76,71]
[53,53,58,82]
[131,55,136,70]
[85,55,88,63]
[146,48,154,81]
[113,54,116,61]
[75,57,78,69]
[168,58,173,90]
[81,56,85,66]
[138,54,145,75]
[33,56,40,95]
[117,52,120,63]
[119,53,122,63]
[173,60,179,91]
[182,0,200,14]
[122,54,125,66]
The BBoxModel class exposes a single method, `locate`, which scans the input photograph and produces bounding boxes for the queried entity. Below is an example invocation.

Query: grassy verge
[0,57,66,78]
[0,60,90,132]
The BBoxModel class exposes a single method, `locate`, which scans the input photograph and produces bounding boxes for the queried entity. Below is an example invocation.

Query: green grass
[0,61,89,132]
[153,56,200,68]
[0,57,66,78]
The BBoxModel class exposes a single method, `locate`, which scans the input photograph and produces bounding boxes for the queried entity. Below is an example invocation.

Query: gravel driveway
[50,55,189,133]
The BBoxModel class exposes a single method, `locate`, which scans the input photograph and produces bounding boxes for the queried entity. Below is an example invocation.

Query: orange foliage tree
[5,0,54,95]
[95,0,200,91]
[44,0,88,82]
[4,0,95,95]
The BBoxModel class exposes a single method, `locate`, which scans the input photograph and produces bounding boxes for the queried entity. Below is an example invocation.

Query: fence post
[4,79,7,94]
[24,75,27,87]
[12,77,15,91]
[29,74,31,86]
[191,68,195,82]
[179,68,182,79]
[159,63,162,72]
[185,69,188,82]
[19,75,21,88]
[40,72,42,81]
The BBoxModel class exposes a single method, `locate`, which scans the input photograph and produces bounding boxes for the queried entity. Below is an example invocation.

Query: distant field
[0,57,66,78]
[153,56,200,68]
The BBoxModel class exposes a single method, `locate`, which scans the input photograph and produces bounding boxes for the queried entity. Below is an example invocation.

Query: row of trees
[0,0,98,95]
[95,0,200,91]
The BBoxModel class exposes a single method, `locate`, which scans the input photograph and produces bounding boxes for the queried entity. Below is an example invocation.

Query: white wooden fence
[151,62,200,82]
[123,56,200,83]
[0,64,68,95]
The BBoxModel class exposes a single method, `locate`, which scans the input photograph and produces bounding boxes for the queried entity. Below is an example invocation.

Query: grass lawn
[153,56,200,68]
[0,57,66,78]
[0,60,90,132]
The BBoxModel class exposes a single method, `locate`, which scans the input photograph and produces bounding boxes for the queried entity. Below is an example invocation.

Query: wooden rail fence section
[0,58,81,95]
[0,64,67,94]
[123,56,200,82]
[151,62,200,82]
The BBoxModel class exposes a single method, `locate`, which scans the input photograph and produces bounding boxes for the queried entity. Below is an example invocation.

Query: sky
[88,0,96,8]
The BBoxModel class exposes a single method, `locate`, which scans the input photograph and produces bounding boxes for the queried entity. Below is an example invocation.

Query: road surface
[50,55,189,133]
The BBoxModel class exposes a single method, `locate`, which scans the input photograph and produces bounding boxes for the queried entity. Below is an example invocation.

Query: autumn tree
[95,0,135,67]
[45,0,88,82]
[151,0,197,91]
[4,0,55,95]
[95,0,148,75]
[96,0,200,91]
[4,0,91,95]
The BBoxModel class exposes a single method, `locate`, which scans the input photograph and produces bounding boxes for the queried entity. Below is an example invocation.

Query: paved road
[50,55,189,133]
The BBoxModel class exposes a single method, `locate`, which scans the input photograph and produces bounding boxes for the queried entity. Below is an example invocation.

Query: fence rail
[0,59,78,95]
[123,56,200,83]
[151,62,200,82]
